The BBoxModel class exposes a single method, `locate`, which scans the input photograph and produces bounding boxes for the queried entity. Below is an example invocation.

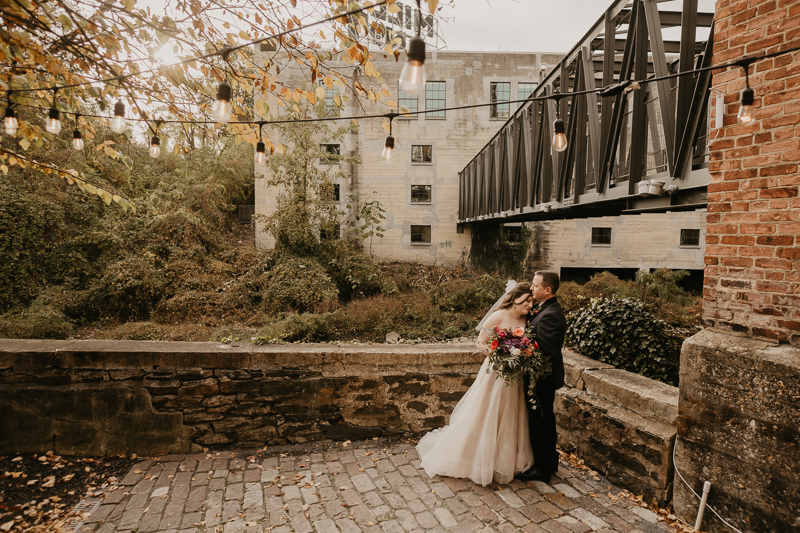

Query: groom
[518,270,566,484]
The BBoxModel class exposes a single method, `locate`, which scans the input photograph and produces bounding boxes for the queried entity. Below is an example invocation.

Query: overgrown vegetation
[468,223,531,278]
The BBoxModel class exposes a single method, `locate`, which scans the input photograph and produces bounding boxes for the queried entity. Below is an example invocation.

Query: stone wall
[556,352,678,506]
[0,339,677,504]
[676,329,800,532]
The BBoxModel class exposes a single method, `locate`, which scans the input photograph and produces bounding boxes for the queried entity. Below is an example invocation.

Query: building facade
[254,48,562,265]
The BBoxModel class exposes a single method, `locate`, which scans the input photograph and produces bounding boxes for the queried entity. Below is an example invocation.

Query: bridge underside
[459,0,715,224]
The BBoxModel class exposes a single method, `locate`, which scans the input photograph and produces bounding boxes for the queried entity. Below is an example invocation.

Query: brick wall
[704,0,800,345]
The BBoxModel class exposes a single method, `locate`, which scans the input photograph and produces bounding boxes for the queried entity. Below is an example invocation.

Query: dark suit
[525,297,566,474]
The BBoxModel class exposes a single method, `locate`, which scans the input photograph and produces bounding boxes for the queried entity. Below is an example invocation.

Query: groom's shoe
[516,467,552,483]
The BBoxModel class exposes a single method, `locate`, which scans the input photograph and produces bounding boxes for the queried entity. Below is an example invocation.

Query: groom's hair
[535,270,560,294]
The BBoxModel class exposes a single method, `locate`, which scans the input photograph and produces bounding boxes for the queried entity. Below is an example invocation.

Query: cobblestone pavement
[76,440,678,533]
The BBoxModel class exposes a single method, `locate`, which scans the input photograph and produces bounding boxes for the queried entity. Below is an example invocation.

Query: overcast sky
[432,0,717,53]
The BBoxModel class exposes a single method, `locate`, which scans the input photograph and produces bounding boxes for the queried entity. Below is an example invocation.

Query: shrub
[322,243,397,301]
[0,290,76,339]
[469,223,530,277]
[565,296,680,385]
[264,256,338,312]
[93,253,168,320]
[432,275,505,314]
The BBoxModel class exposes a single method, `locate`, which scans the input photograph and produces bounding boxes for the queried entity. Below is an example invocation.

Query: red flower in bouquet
[482,326,552,411]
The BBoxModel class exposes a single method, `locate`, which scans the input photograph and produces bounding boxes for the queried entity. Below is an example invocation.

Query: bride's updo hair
[497,282,532,310]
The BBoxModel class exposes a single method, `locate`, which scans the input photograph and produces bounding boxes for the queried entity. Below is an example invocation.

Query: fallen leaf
[12,457,22,462]
[42,476,56,488]
[27,479,38,485]
[1,521,14,532]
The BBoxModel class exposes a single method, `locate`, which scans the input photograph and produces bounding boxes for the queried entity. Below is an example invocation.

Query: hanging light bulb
[381,135,395,162]
[110,100,127,134]
[737,86,755,125]
[552,117,567,152]
[212,80,233,124]
[398,35,427,95]
[46,106,62,134]
[255,139,266,165]
[4,106,17,136]
[150,135,161,158]
[72,128,84,150]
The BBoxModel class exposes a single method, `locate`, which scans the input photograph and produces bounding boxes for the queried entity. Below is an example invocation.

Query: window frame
[591,227,612,246]
[425,81,446,118]
[410,225,432,245]
[319,143,341,164]
[411,144,433,164]
[398,84,419,118]
[410,184,432,204]
[490,81,511,119]
[680,228,701,247]
[517,82,538,108]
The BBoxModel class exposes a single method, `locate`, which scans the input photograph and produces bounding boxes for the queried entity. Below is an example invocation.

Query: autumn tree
[0,0,432,207]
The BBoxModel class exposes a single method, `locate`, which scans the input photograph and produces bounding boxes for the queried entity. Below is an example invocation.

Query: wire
[3,0,391,94]
[672,440,745,533]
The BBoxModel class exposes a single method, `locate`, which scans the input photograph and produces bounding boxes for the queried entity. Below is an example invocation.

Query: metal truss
[458,0,715,223]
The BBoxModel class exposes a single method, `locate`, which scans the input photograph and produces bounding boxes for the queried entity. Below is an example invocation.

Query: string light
[382,114,397,162]
[255,121,266,165]
[45,92,62,135]
[150,119,163,158]
[552,95,567,152]
[735,58,757,125]
[213,80,233,124]
[398,0,427,95]
[72,115,84,150]
[110,100,127,134]
[4,95,17,136]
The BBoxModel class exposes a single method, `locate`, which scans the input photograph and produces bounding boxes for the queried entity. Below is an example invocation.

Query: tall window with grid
[490,82,511,119]
[517,82,537,108]
[425,81,446,118]
[398,85,418,115]
[319,80,338,108]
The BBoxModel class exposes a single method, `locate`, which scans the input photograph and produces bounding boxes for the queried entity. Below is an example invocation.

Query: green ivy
[565,296,681,385]
[468,223,531,277]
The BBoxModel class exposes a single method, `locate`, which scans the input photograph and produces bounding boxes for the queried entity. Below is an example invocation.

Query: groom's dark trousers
[526,298,566,474]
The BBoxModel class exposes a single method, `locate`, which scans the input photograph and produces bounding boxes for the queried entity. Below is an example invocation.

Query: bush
[264,256,339,312]
[0,290,76,339]
[565,296,680,385]
[432,275,505,314]
[93,253,168,320]
[322,244,397,301]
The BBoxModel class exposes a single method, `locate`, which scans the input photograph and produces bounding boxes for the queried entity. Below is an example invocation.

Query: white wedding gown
[416,357,534,486]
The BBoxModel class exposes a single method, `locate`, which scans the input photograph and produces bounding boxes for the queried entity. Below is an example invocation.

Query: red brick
[740,223,777,234]
[720,257,753,267]
[777,320,800,330]
[760,187,798,198]
[731,201,751,211]
[723,190,759,201]
[757,235,795,245]
[705,256,719,265]
[777,222,800,233]
[780,176,800,186]
[706,235,720,244]
[707,224,740,234]
[707,213,722,223]
[756,258,794,269]
[739,246,778,257]
[721,235,755,245]
[776,247,800,258]
[707,181,740,192]
[725,146,761,159]
[756,281,794,293]
[760,138,800,153]
[708,203,733,212]
[765,271,785,281]
[760,211,799,221]
[721,213,758,223]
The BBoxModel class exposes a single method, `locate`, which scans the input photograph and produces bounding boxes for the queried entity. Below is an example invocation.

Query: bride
[416,282,534,486]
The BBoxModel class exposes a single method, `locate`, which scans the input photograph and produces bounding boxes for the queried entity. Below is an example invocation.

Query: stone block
[674,329,800,533]
[326,421,382,441]
[580,368,678,424]
[561,350,614,390]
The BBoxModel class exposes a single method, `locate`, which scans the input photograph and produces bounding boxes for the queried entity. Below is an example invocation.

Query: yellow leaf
[385,99,396,108]
[427,0,439,13]
[122,0,135,10]
[77,181,86,192]
[315,86,326,99]
[289,0,296,6]
[364,61,374,77]
[0,165,7,175]
[101,191,112,205]
[333,94,341,107]
[19,138,30,151]
[239,31,250,40]
[324,76,334,89]
[382,122,390,132]
[387,2,400,14]
[85,183,97,195]
[384,44,394,55]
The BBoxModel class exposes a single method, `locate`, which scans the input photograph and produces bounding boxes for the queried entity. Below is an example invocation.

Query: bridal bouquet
[484,326,552,410]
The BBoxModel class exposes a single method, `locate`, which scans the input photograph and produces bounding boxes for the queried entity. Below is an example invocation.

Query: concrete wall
[252,49,563,265]
[0,339,677,505]
[524,211,706,278]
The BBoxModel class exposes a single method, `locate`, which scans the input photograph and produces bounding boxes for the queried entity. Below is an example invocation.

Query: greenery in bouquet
[483,326,552,410]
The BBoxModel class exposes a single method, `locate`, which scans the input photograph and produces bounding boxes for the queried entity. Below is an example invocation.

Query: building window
[517,82,537,108]
[411,185,431,203]
[319,80,338,108]
[320,143,340,163]
[591,227,612,245]
[680,228,701,247]
[411,225,431,244]
[398,85,418,115]
[490,82,511,119]
[503,225,522,242]
[411,145,433,163]
[425,81,446,118]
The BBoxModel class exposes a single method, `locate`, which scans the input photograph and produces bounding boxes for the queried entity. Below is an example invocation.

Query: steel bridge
[458,0,716,223]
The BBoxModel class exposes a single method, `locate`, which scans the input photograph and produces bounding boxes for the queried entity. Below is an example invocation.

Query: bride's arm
[476,312,502,353]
